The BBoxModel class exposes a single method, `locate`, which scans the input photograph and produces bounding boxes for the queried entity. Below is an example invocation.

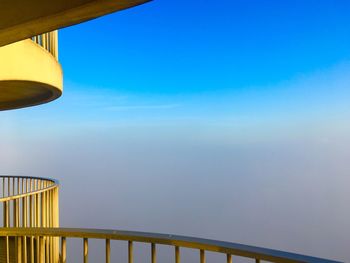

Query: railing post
[31,31,59,59]
[151,243,156,263]
[128,241,133,263]
[55,30,59,59]
[175,246,180,263]
[18,236,22,263]
[3,200,8,227]
[61,237,66,263]
[200,250,205,263]
[39,236,45,263]
[83,238,88,263]
[3,199,9,263]
[106,239,110,263]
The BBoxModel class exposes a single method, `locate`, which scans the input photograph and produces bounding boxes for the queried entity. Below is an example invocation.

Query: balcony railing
[31,31,58,60]
[0,176,341,263]
[0,227,342,263]
[0,176,59,262]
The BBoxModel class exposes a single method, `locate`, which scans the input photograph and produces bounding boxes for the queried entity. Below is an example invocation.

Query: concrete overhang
[0,0,150,47]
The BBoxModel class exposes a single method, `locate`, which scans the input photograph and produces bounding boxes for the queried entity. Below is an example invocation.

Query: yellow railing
[0,176,341,263]
[0,227,341,263]
[0,176,59,262]
[31,31,59,60]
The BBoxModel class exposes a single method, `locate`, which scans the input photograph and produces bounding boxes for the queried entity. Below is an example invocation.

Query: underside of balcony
[0,0,150,47]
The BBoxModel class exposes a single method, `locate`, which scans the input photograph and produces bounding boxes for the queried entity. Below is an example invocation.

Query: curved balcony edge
[0,39,63,110]
[0,176,341,263]
[0,227,342,263]
[0,175,59,201]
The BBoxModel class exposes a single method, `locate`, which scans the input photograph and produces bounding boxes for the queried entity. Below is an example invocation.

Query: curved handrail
[0,177,340,263]
[0,227,341,263]
[0,175,59,202]
[0,175,60,242]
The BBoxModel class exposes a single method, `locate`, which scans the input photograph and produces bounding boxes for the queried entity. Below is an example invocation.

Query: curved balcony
[0,31,62,111]
[0,175,59,262]
[0,228,341,263]
[0,176,341,263]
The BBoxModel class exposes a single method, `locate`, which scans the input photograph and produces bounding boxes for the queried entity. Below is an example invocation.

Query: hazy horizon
[0,0,349,262]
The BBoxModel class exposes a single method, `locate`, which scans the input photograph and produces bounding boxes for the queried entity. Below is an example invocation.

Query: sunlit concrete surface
[0,0,150,47]
[0,38,62,110]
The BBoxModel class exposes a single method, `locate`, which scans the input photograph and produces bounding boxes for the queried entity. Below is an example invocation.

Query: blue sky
[0,1,350,261]
[3,0,350,137]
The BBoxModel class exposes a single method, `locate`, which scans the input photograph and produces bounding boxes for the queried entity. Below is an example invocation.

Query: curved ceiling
[0,0,150,47]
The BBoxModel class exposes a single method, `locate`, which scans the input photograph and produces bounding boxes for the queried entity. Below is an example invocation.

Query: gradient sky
[2,0,350,136]
[0,1,350,262]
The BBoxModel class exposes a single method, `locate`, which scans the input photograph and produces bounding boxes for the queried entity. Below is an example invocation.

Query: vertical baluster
[2,178,5,229]
[55,187,60,263]
[42,34,46,50]
[16,178,21,262]
[5,201,8,227]
[47,33,51,53]
[47,33,50,52]
[175,246,180,263]
[3,199,7,227]
[6,235,9,263]
[49,190,53,262]
[4,200,9,263]
[22,183,26,226]
[17,198,20,227]
[256,259,260,263]
[151,243,156,263]
[44,182,49,262]
[61,237,66,263]
[43,182,48,263]
[30,180,34,263]
[200,250,205,263]
[46,239,49,263]
[128,241,133,263]
[41,191,45,228]
[8,177,10,197]
[50,32,54,57]
[54,30,59,59]
[83,238,88,263]
[50,190,53,263]
[40,236,45,263]
[47,33,50,51]
[226,254,232,263]
[13,198,16,227]
[37,235,40,263]
[13,177,15,196]
[22,179,26,263]
[18,236,22,263]
[105,239,110,263]
[36,192,40,262]
[35,187,39,227]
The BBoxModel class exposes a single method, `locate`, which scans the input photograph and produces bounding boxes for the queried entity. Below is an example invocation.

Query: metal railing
[0,227,341,263]
[0,176,59,263]
[31,31,59,60]
[0,176,341,263]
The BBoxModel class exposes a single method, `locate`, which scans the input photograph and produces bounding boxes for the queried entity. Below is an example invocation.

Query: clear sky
[0,1,350,262]
[2,1,350,138]
[2,0,350,136]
